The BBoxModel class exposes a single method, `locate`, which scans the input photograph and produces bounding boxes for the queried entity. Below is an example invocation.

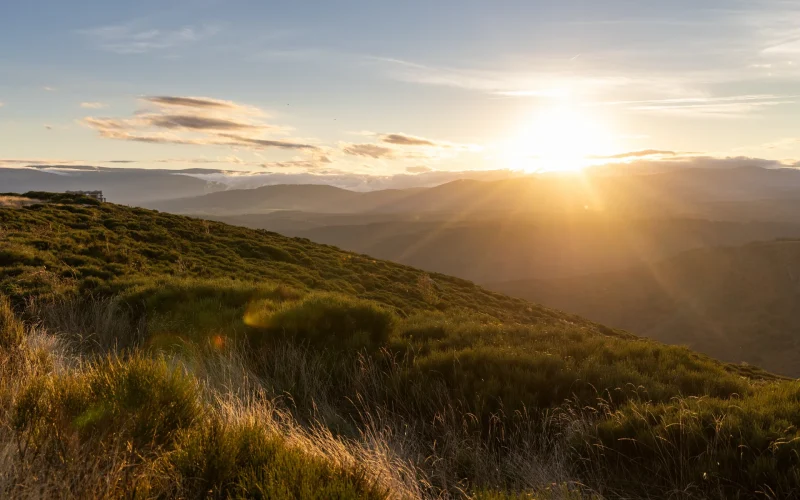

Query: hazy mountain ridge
[0,167,226,204]
[148,166,800,217]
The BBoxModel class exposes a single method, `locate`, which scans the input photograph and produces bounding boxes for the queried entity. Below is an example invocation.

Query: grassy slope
[2,192,800,498]
[0,192,587,328]
[492,240,800,377]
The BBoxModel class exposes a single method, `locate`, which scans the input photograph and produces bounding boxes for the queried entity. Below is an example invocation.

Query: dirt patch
[0,196,45,208]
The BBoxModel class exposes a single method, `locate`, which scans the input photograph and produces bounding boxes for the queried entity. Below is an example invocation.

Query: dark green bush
[256,293,397,351]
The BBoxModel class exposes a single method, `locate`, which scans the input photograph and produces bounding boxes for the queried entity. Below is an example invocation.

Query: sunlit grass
[1,192,797,498]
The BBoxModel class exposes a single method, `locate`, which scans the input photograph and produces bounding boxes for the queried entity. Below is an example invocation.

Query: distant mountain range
[0,167,225,204]
[174,166,800,282]
[148,166,800,220]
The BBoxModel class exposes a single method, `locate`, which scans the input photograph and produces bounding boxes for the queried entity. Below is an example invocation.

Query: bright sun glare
[507,106,614,173]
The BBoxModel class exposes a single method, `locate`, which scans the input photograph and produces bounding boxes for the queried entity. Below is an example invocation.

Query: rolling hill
[214,213,800,282]
[148,166,800,220]
[2,192,800,498]
[492,240,800,377]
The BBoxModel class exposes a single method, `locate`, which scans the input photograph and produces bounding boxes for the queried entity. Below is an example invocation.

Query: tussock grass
[584,386,800,498]
[4,291,796,498]
[0,196,42,209]
[0,304,399,499]
[253,292,398,351]
[25,295,145,355]
[0,296,24,350]
[1,195,797,498]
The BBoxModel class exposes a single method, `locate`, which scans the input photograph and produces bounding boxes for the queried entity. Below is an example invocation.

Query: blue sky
[2,0,800,178]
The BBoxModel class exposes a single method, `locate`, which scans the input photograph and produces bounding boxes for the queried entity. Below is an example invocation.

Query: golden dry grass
[0,197,42,209]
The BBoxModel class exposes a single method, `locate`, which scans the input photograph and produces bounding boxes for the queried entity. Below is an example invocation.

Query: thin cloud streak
[78,23,220,54]
[144,96,252,111]
[381,133,437,147]
[629,100,795,117]
[148,115,269,132]
[342,143,396,159]
[587,94,798,117]
[590,150,677,160]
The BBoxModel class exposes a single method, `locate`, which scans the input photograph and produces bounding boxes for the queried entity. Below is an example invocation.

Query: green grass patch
[251,292,398,351]
[166,420,387,499]
[13,356,201,453]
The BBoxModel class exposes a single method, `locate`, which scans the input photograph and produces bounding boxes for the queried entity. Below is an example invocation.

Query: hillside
[0,192,565,326]
[216,213,800,282]
[2,193,800,499]
[146,184,428,216]
[492,240,800,376]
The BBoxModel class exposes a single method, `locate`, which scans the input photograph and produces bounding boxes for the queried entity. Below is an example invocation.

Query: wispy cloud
[593,155,799,174]
[592,94,797,117]
[369,56,688,99]
[341,143,397,159]
[80,102,107,109]
[216,134,316,150]
[260,160,326,169]
[147,115,270,132]
[0,158,98,168]
[145,96,247,110]
[341,130,481,162]
[357,131,480,151]
[381,133,438,147]
[629,101,793,118]
[78,23,220,54]
[590,150,677,160]
[83,95,315,151]
[370,57,582,96]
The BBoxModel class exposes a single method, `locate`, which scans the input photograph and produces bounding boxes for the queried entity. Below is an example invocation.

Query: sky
[2,0,800,180]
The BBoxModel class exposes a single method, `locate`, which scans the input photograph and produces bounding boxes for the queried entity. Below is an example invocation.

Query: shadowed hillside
[492,240,800,376]
[215,213,800,282]
[3,193,800,499]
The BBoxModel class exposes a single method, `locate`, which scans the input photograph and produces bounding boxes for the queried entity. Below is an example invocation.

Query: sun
[505,106,615,173]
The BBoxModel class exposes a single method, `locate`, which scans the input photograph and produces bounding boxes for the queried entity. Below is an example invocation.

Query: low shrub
[0,244,45,267]
[396,316,752,414]
[582,383,800,497]
[12,356,201,455]
[164,420,387,499]
[120,278,302,349]
[254,293,398,351]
